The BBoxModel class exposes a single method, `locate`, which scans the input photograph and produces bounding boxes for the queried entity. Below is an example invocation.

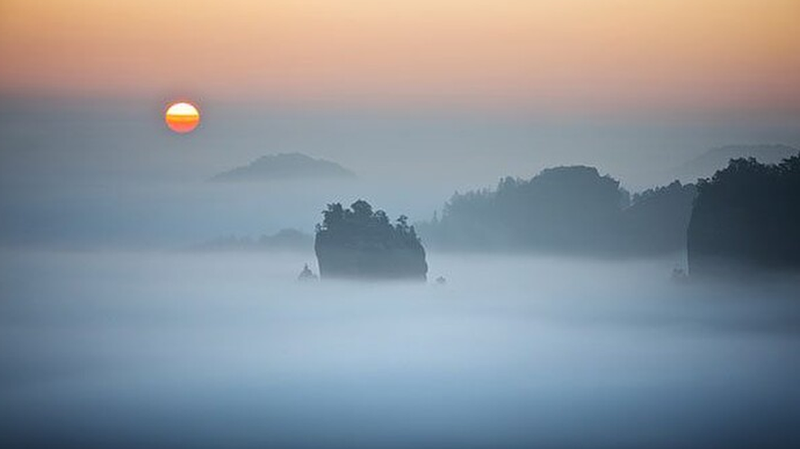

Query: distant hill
[417,166,628,254]
[192,228,313,252]
[211,153,356,182]
[673,144,799,183]
[416,166,697,256]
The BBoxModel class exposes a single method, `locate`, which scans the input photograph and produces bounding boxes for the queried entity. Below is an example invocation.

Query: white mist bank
[1,250,799,448]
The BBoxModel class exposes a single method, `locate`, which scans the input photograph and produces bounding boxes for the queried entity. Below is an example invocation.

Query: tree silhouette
[416,165,698,256]
[315,200,427,280]
[688,153,800,277]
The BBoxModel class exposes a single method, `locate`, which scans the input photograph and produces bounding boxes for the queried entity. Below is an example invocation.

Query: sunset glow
[165,102,200,134]
[1,0,798,113]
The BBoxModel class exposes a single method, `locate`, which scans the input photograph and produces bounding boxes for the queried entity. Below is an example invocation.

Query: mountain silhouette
[211,153,356,182]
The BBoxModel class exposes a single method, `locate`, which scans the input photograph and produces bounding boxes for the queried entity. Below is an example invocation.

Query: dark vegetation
[315,200,427,280]
[417,166,696,256]
[688,154,800,277]
[672,144,799,184]
[623,181,698,254]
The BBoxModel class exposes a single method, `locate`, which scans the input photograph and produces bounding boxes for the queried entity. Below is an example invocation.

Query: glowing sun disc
[165,102,200,133]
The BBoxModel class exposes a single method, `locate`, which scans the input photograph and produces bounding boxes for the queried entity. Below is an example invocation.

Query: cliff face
[622,181,697,255]
[315,236,427,280]
[687,155,800,278]
[314,200,427,280]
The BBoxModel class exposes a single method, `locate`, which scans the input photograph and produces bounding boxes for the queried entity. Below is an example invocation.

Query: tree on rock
[315,200,428,280]
[688,154,800,277]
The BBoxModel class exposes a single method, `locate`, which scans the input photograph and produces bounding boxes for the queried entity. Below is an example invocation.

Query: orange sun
[165,102,200,134]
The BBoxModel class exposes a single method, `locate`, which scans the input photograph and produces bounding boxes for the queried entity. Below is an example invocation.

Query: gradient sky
[1,0,798,113]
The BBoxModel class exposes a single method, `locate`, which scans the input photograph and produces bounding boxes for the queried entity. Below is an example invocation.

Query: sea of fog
[1,250,799,448]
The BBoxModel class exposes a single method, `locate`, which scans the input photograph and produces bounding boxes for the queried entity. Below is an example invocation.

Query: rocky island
[314,200,428,280]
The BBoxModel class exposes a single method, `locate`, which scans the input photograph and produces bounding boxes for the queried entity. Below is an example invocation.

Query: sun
[165,102,200,134]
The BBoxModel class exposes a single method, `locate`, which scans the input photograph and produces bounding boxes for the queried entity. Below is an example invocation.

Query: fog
[2,100,800,249]
[2,250,799,448]
[2,99,800,447]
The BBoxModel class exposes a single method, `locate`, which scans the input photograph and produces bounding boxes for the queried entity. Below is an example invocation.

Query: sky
[2,0,800,248]
[1,0,799,114]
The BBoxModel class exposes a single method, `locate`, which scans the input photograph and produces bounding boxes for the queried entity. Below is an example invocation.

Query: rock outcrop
[298,263,318,282]
[314,200,427,280]
[687,154,800,278]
